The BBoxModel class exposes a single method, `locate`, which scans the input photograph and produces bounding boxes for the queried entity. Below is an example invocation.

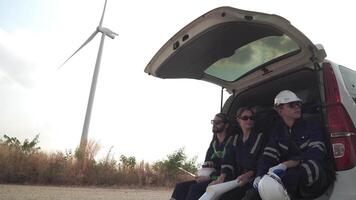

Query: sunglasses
[211,120,224,125]
[286,101,302,108]
[239,115,256,121]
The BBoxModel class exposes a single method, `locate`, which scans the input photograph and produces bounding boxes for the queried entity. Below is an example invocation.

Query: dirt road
[0,184,172,200]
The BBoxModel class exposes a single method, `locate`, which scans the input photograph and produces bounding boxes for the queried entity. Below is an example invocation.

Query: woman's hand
[236,171,254,186]
[195,176,210,183]
[209,174,226,185]
[209,178,224,185]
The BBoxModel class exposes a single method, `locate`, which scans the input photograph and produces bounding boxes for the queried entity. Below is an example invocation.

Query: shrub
[0,134,198,187]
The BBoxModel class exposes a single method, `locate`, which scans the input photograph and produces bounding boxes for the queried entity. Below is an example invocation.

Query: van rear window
[204,35,299,81]
[339,65,356,103]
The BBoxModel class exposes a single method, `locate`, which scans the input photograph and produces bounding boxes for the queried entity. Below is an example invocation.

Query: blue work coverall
[257,118,330,198]
[170,135,233,200]
[219,130,265,200]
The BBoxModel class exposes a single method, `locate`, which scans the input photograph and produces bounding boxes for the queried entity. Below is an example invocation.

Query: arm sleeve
[221,144,236,180]
[257,132,281,177]
[290,123,326,162]
[248,133,266,175]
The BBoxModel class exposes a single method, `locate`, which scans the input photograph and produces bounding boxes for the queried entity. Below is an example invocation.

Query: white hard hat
[258,173,290,200]
[274,90,302,106]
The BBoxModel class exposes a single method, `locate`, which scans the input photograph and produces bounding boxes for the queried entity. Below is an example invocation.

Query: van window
[204,35,299,82]
[339,65,356,103]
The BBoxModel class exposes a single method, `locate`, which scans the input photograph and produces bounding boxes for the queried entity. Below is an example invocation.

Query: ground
[0,184,172,200]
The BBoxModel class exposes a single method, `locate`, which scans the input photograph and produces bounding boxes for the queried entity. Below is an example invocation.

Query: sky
[0,0,355,163]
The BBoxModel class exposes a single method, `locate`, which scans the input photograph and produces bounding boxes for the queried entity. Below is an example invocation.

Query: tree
[1,134,40,153]
[153,148,197,181]
[120,155,136,169]
[21,134,40,153]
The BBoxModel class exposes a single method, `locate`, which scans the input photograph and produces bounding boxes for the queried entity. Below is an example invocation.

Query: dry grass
[0,136,195,187]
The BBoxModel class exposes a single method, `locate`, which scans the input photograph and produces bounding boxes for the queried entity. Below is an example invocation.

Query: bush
[152,148,197,186]
[0,134,198,187]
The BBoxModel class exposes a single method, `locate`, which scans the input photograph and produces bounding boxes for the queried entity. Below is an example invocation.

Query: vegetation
[0,134,197,187]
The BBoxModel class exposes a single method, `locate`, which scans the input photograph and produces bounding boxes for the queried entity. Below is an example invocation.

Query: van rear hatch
[145,7,326,92]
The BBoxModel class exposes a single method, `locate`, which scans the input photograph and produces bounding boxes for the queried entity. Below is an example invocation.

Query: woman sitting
[209,107,265,200]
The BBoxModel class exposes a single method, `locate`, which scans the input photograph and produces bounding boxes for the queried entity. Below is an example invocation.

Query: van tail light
[328,104,356,171]
[323,62,356,171]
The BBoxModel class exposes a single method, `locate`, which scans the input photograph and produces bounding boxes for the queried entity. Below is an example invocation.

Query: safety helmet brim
[274,90,302,106]
[258,173,290,200]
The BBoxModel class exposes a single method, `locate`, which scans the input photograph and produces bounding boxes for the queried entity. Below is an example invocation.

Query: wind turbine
[60,0,117,152]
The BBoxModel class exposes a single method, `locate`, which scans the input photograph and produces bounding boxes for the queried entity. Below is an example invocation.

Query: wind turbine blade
[99,0,108,27]
[59,30,98,69]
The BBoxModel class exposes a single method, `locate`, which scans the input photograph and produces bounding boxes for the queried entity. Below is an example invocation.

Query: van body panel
[330,62,356,126]
[316,61,356,199]
[145,7,326,92]
[328,168,356,199]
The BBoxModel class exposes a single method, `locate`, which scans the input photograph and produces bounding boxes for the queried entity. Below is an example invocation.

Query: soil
[0,184,172,200]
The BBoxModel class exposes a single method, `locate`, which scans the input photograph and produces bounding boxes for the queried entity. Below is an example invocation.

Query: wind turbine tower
[60,0,117,152]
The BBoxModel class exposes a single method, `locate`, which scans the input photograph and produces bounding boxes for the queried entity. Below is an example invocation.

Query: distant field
[0,184,172,200]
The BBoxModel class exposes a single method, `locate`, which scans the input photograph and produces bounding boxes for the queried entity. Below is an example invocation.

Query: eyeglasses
[211,120,224,125]
[286,101,302,108]
[239,115,256,121]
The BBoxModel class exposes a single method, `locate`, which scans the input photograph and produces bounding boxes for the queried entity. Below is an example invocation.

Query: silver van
[144,7,356,199]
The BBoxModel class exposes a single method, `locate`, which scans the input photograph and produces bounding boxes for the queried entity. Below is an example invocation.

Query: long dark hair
[236,107,254,119]
[234,107,255,135]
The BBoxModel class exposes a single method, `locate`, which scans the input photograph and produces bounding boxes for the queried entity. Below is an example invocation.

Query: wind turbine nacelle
[97,27,118,39]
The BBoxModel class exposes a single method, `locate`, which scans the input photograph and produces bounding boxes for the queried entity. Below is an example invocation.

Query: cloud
[0,29,36,88]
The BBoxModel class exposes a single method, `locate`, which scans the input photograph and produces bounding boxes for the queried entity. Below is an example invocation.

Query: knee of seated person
[175,180,195,190]
[175,181,187,188]
[300,160,324,186]
[299,166,328,198]
[282,166,304,179]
